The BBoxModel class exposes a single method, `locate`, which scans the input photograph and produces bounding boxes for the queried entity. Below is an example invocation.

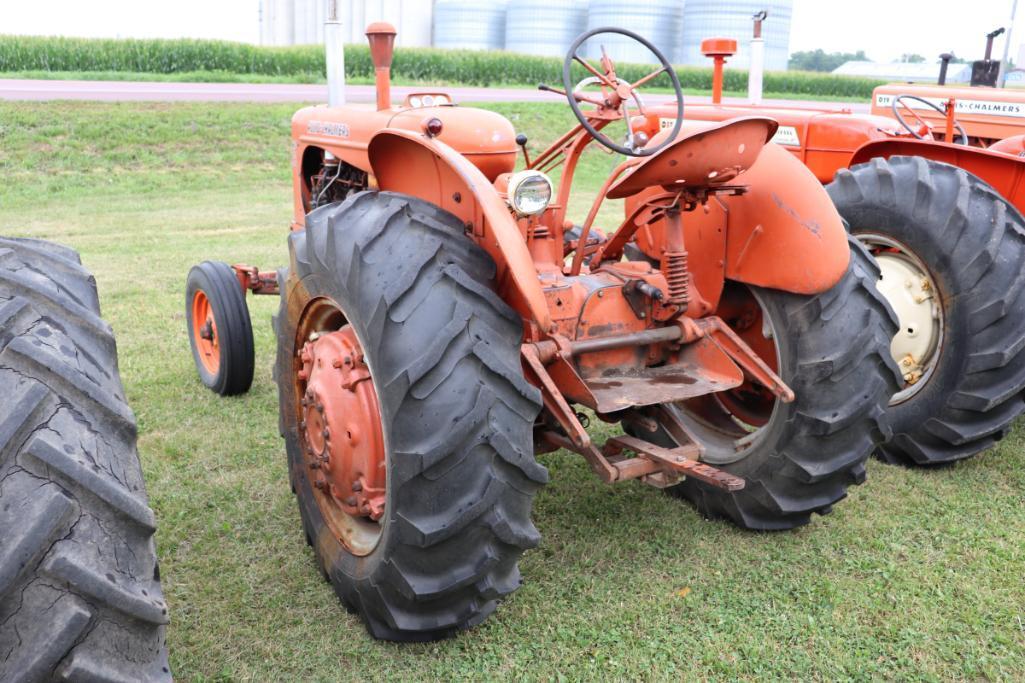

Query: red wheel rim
[680,283,781,464]
[191,290,220,375]
[713,285,778,429]
[294,299,386,556]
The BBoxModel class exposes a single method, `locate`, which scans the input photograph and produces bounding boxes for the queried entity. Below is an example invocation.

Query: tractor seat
[607,117,779,199]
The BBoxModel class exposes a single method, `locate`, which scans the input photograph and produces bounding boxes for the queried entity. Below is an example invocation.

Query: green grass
[1,100,1023,680]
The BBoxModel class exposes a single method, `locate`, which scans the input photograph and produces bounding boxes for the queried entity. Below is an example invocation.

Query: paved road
[0,78,871,112]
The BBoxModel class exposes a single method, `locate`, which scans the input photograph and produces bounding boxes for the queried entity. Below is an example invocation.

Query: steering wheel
[892,94,968,145]
[562,27,684,157]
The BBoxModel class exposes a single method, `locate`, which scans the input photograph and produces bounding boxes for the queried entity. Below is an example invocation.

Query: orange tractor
[643,35,1025,468]
[185,25,899,640]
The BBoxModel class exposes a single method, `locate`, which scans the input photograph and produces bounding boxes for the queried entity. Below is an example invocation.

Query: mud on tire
[829,156,1025,465]
[0,238,170,681]
[637,237,901,530]
[274,192,547,641]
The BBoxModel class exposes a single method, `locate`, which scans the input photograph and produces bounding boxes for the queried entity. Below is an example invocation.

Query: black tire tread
[277,191,546,641]
[0,239,170,681]
[661,236,901,529]
[185,260,255,396]
[828,156,1025,465]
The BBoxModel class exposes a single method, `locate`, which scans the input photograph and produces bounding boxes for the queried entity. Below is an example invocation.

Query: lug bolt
[352,481,363,492]
[345,496,357,506]
[314,479,326,490]
[322,428,330,439]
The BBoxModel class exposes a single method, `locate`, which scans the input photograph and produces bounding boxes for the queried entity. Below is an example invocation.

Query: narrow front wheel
[185,260,254,395]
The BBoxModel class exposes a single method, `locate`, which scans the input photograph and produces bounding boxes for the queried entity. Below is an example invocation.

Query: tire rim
[294,298,386,556]
[672,284,781,465]
[191,290,220,375]
[857,233,943,404]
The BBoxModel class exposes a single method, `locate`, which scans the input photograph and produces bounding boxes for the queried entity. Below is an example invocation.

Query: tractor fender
[367,129,552,331]
[721,143,850,294]
[849,139,1025,210]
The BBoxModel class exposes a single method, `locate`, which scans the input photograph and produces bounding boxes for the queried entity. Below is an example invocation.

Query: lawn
[1,100,1023,681]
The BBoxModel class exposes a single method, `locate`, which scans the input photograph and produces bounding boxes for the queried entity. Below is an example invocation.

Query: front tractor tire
[275,192,547,641]
[185,260,255,396]
[636,237,901,530]
[0,238,170,681]
[828,156,1025,465]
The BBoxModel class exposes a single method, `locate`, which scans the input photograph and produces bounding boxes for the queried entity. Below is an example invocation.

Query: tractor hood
[292,103,517,182]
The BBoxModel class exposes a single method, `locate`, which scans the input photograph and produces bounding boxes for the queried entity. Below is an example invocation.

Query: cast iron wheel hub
[298,326,386,528]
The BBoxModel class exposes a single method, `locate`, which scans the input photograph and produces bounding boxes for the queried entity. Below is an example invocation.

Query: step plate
[581,336,743,413]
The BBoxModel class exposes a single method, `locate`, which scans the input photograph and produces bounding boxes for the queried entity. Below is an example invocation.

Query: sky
[0,0,1022,64]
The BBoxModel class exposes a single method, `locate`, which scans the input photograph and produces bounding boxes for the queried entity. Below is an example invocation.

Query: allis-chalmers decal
[875,94,1025,119]
[308,120,351,137]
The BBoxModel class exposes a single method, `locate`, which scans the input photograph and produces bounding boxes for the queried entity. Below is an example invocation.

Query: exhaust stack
[366,22,397,111]
[747,10,768,105]
[938,53,953,86]
[324,0,345,106]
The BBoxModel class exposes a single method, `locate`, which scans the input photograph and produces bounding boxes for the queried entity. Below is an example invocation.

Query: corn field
[0,35,886,98]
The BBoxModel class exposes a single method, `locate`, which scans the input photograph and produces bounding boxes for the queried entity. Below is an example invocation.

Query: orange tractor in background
[643,32,1025,468]
[185,24,899,641]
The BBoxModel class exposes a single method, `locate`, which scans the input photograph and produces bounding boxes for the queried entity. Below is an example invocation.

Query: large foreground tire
[275,192,547,641]
[634,237,901,530]
[828,156,1025,465]
[0,238,170,681]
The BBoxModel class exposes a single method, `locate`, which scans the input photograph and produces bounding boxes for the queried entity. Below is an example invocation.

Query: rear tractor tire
[275,192,547,641]
[632,236,901,530]
[828,156,1025,465]
[0,237,170,681]
[185,260,255,396]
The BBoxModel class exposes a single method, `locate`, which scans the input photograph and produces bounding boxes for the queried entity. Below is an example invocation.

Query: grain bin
[434,0,509,51]
[679,0,794,71]
[583,0,683,65]
[505,0,588,58]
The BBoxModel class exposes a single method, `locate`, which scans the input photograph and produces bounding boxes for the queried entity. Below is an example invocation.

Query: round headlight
[507,170,553,216]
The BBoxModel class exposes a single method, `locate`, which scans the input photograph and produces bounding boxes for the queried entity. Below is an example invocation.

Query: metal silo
[433,0,509,51]
[505,0,588,58]
[679,1,794,71]
[346,0,434,48]
[584,0,684,65]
